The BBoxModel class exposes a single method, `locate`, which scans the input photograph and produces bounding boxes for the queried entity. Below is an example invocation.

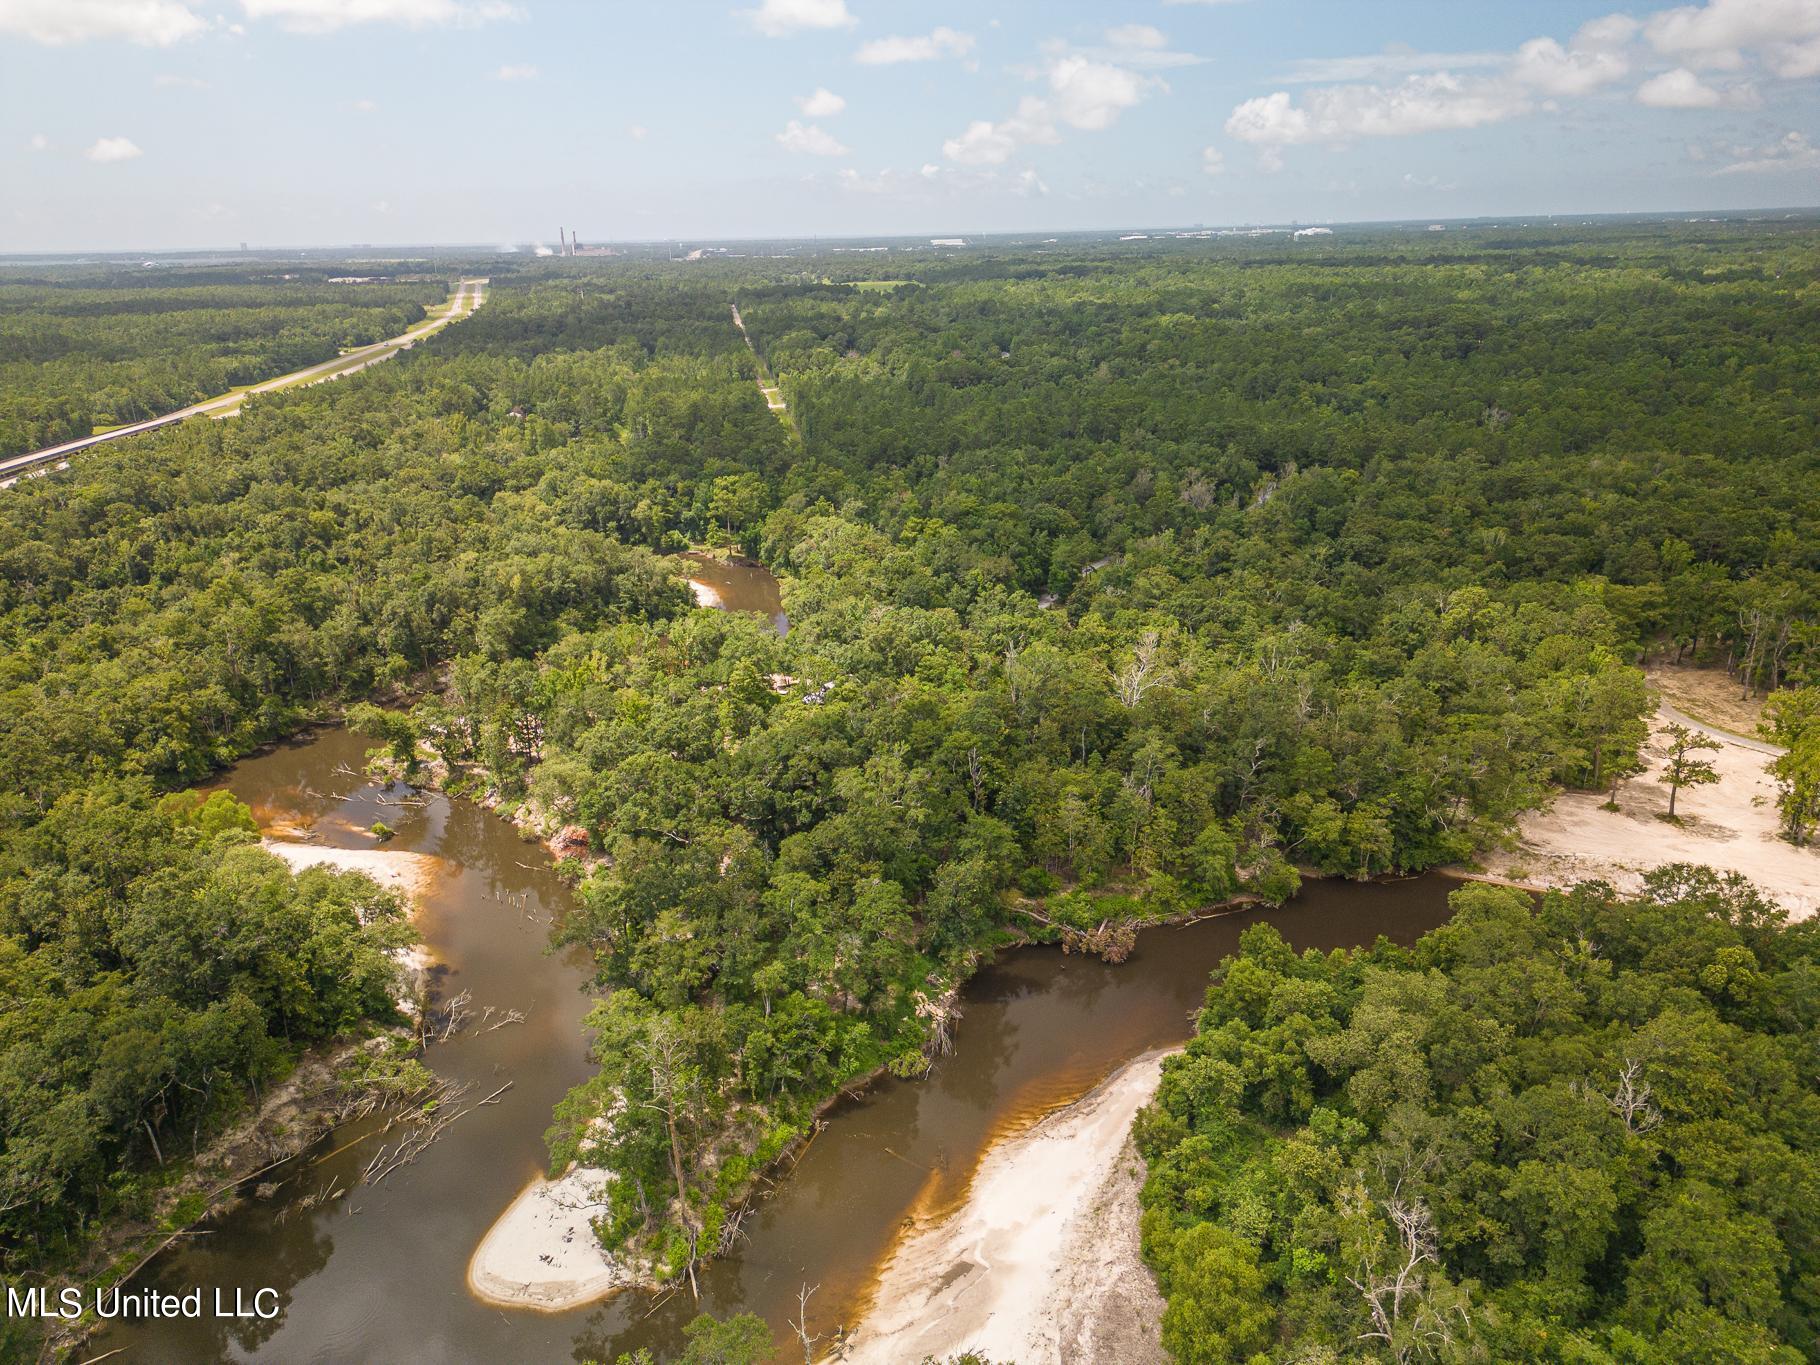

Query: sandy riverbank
[260,838,441,902]
[1481,676,1815,918]
[467,1167,630,1311]
[261,839,442,979]
[840,1050,1173,1365]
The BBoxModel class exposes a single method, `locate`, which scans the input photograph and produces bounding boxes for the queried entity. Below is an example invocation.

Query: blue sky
[4,0,1819,251]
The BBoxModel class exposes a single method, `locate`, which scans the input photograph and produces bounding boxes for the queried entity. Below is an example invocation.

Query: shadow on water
[98,726,1465,1364]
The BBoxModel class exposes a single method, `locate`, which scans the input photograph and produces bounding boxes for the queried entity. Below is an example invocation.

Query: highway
[0,277,488,485]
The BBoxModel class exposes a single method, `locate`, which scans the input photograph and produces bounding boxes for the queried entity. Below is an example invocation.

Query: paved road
[0,278,488,484]
[1656,699,1785,757]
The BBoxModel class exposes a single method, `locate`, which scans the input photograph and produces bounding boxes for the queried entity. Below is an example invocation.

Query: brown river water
[95,563,1466,1363]
[676,552,789,635]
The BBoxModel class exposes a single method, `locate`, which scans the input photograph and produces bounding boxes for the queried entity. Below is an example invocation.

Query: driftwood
[1011,904,1136,962]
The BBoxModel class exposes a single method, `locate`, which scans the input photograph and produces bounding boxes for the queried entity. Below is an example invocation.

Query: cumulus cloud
[1047,56,1153,130]
[493,63,537,79]
[1225,14,1638,164]
[1637,65,1725,105]
[1645,0,1820,73]
[236,0,521,34]
[1227,74,1527,151]
[1718,128,1820,173]
[944,41,1170,166]
[85,135,143,162]
[855,26,973,65]
[795,86,845,116]
[744,0,853,38]
[944,118,1022,165]
[776,120,849,156]
[1201,145,1225,175]
[1509,32,1631,96]
[0,0,208,45]
[30,133,49,151]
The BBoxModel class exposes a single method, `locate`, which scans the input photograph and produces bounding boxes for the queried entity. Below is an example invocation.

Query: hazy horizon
[6,0,1820,253]
[9,203,1820,261]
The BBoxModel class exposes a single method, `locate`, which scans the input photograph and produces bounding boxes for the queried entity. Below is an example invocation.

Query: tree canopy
[1137,869,1820,1363]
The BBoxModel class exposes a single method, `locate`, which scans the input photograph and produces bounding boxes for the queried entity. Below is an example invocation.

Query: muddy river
[676,552,788,635]
[97,566,1466,1362]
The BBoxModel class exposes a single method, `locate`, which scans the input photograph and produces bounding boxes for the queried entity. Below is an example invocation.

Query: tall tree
[1657,722,1722,819]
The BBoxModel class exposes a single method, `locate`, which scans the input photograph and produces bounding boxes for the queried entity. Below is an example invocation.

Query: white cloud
[0,0,207,45]
[945,41,1168,166]
[796,86,845,116]
[776,120,849,156]
[351,96,378,112]
[236,0,521,34]
[855,26,973,65]
[629,122,649,140]
[1718,128,1820,172]
[1048,56,1151,130]
[1225,14,1637,165]
[1201,145,1224,175]
[1227,74,1528,150]
[30,133,49,151]
[1646,0,1820,72]
[1509,34,1630,96]
[493,62,537,79]
[944,118,1021,165]
[85,136,143,162]
[1637,65,1724,105]
[744,0,853,38]
[1766,35,1820,76]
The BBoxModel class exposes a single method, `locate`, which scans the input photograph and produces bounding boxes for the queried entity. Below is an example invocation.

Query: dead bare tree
[790,1282,822,1364]
[1340,1183,1469,1364]
[1115,629,1171,707]
[1576,1058,1661,1134]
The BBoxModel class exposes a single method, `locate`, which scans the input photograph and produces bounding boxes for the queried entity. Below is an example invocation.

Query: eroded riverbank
[91,729,601,1364]
[95,725,1468,1362]
[842,1049,1175,1364]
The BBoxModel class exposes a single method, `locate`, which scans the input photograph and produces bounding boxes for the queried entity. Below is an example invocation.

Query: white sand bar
[1483,702,1817,918]
[468,1168,628,1311]
[842,1050,1174,1365]
[260,839,440,904]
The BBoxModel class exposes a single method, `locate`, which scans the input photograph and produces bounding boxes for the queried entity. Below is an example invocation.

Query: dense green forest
[0,270,444,457]
[1137,869,1820,1363]
[0,226,1816,1322]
